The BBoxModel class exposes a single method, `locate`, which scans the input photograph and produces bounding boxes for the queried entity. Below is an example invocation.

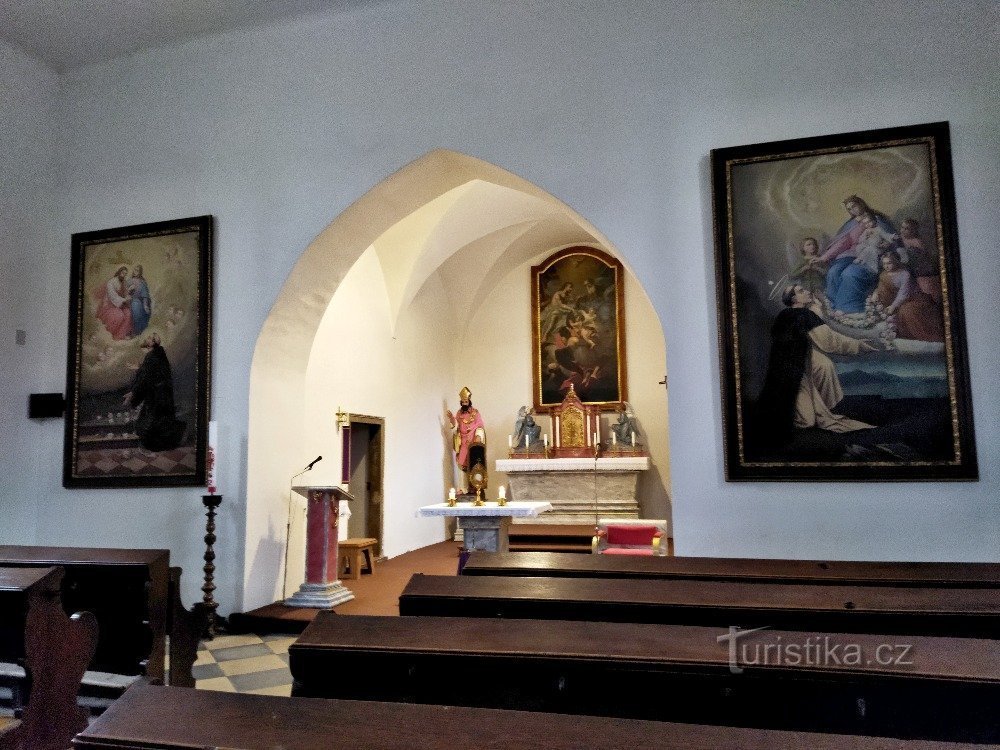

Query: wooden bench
[338,538,377,580]
[72,682,995,750]
[461,551,1000,588]
[289,612,1000,742]
[399,573,1000,637]
[0,545,200,687]
[0,566,97,750]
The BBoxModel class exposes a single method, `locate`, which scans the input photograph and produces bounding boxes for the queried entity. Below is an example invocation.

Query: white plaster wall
[0,41,60,543]
[283,247,458,596]
[1,0,996,614]
[465,249,671,524]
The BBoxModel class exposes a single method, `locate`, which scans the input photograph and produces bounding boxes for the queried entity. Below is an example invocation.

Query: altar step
[508,524,595,553]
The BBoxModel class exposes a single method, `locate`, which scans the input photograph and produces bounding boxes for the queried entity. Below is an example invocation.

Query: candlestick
[448,487,456,500]
[201,494,223,637]
[207,421,218,495]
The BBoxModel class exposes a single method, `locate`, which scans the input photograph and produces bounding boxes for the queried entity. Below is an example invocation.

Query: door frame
[343,414,385,557]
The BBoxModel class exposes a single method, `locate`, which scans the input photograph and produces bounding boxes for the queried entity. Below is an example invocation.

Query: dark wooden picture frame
[712,122,977,481]
[531,246,626,411]
[64,216,213,488]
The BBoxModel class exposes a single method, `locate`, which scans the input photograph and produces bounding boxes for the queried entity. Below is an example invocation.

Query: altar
[418,501,552,552]
[494,456,649,524]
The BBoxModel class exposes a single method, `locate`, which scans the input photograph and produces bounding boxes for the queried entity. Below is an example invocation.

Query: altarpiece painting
[532,246,626,411]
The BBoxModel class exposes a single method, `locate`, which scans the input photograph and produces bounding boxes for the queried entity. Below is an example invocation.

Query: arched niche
[244,150,671,610]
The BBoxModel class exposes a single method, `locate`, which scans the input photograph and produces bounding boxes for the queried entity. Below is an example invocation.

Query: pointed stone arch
[243,149,670,610]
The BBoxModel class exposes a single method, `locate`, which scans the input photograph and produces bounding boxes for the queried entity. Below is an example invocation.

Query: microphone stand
[281,463,317,602]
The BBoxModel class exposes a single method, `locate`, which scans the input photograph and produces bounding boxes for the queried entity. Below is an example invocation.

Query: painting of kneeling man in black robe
[712,123,976,481]
[64,216,212,488]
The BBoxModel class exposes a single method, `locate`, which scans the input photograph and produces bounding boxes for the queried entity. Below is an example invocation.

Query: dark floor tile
[227,667,293,692]
[210,644,273,662]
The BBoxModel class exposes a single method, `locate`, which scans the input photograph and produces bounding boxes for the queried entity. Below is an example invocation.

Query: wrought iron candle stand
[201,494,223,637]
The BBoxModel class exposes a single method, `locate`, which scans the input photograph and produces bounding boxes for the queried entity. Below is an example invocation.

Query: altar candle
[448,487,456,501]
[508,434,513,448]
[524,434,529,448]
[612,432,617,446]
[499,486,506,500]
[593,431,598,446]
[544,434,549,447]
[632,432,636,447]
[207,421,218,494]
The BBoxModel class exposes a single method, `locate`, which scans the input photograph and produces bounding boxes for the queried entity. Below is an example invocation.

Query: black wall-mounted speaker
[28,393,66,419]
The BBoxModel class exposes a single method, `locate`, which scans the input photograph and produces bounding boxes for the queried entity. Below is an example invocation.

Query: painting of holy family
[712,122,977,481]
[64,216,213,488]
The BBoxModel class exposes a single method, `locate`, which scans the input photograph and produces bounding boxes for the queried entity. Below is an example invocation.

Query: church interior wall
[0,1,996,615]
[0,41,62,544]
[284,249,460,597]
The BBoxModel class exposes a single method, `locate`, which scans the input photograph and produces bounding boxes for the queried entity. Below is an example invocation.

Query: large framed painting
[64,216,213,488]
[712,122,977,481]
[532,246,626,411]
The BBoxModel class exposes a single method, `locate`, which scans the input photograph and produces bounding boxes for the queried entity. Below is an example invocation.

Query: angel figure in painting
[788,237,827,298]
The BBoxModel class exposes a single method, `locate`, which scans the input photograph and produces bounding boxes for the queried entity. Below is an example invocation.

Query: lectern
[285,486,355,609]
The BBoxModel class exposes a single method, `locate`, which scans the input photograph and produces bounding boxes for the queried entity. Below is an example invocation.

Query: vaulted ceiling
[0,0,352,71]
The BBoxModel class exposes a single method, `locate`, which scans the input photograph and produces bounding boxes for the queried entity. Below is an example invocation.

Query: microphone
[305,455,322,471]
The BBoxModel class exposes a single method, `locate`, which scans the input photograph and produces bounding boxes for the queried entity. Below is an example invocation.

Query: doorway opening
[344,414,385,557]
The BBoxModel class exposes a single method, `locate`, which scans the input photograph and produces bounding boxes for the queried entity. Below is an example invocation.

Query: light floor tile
[206,634,266,650]
[263,636,297,652]
[193,649,216,667]
[196,676,237,693]
[218,654,288,677]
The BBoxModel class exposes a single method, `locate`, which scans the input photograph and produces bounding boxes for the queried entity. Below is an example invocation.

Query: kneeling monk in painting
[124,332,187,451]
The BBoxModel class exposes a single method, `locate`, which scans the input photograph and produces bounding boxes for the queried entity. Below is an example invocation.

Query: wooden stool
[339,538,377,580]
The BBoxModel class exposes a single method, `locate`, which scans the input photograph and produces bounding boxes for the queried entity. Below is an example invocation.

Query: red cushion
[602,547,656,556]
[606,525,658,545]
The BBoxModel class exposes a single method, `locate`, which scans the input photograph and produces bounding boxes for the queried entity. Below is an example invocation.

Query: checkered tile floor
[192,633,295,696]
[75,445,197,477]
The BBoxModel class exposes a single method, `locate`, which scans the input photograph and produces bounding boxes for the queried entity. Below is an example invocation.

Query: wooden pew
[399,573,1000,637]
[461,551,1000,587]
[289,612,1000,742]
[0,545,199,686]
[0,566,97,750]
[73,682,998,750]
